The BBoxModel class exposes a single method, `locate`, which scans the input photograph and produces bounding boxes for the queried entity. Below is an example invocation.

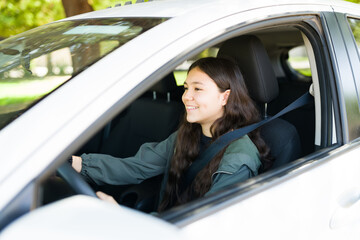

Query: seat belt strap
[183,92,313,188]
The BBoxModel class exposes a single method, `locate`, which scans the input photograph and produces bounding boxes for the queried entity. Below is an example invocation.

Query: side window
[173,47,219,86]
[348,18,360,49]
[0,48,73,128]
[0,18,165,131]
[287,45,312,78]
[347,17,360,139]
[37,19,335,217]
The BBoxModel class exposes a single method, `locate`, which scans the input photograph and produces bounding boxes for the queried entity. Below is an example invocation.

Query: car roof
[63,0,358,20]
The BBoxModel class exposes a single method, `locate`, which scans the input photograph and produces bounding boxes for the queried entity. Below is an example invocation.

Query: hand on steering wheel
[57,162,98,198]
[57,157,118,204]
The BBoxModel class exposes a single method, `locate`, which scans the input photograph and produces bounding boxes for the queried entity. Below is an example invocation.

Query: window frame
[158,15,339,225]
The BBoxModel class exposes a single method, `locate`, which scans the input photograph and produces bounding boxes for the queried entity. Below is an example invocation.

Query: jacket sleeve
[80,132,177,186]
[204,135,261,196]
[205,165,254,196]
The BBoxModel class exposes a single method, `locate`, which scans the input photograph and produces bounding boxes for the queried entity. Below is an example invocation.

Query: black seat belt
[183,92,313,188]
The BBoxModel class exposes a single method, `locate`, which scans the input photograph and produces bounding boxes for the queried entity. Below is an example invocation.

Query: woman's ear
[222,89,231,106]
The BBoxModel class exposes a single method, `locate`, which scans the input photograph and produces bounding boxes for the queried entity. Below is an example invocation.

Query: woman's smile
[185,105,199,111]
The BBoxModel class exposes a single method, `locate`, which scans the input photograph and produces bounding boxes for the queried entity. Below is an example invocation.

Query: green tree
[0,0,151,39]
[1,0,356,39]
[346,0,360,3]
[0,0,65,38]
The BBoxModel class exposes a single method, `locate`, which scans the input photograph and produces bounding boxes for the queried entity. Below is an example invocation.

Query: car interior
[41,23,321,215]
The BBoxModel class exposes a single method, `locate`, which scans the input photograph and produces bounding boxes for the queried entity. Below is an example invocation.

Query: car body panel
[63,0,351,19]
[0,196,185,240]
[180,142,360,239]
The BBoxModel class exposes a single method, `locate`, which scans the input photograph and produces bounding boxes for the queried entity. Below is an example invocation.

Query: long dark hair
[158,57,272,211]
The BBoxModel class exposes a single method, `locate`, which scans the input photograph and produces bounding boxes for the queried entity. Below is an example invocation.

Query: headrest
[150,73,178,94]
[217,35,279,103]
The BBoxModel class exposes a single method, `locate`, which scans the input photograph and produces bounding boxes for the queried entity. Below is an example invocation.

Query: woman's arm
[205,164,254,196]
[77,132,177,186]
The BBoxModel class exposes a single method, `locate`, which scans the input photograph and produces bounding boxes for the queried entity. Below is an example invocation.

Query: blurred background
[0,0,359,39]
[0,0,153,40]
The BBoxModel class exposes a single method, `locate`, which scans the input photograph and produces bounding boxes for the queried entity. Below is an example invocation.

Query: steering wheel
[57,162,98,198]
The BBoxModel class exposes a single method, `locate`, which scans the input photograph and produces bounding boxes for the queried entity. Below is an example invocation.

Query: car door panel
[178,9,360,239]
[181,144,360,239]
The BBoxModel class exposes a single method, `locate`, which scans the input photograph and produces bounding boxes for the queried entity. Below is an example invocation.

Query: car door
[152,5,360,239]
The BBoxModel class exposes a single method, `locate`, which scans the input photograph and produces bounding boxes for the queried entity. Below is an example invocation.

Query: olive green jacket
[80,132,261,201]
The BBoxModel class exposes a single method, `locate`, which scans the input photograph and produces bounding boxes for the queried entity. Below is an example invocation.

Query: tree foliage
[0,0,150,38]
[0,0,358,39]
[0,0,65,38]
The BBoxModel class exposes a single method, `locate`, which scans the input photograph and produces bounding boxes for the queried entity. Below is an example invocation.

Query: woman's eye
[183,87,188,91]
[195,88,201,91]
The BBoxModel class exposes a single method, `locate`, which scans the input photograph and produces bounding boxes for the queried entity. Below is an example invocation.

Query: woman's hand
[71,156,83,173]
[70,156,118,205]
[96,191,118,205]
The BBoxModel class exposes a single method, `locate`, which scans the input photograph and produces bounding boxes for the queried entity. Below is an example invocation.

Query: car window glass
[347,17,360,140]
[36,18,328,218]
[173,47,219,85]
[348,17,360,50]
[0,18,166,131]
[287,45,311,77]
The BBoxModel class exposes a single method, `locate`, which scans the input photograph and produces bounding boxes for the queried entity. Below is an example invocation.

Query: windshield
[0,17,166,130]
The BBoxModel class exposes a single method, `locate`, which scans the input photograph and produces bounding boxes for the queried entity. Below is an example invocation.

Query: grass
[288,57,312,77]
[297,68,312,77]
[0,75,70,108]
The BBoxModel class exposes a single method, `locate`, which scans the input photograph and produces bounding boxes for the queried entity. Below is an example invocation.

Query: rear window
[287,45,311,78]
[173,47,219,85]
[0,17,166,130]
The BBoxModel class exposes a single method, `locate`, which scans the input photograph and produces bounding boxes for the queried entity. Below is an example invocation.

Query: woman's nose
[182,90,193,101]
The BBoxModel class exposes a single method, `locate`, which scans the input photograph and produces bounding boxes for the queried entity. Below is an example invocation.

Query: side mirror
[0,195,185,240]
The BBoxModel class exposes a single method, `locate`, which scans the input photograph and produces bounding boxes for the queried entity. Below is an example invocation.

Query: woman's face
[182,67,230,137]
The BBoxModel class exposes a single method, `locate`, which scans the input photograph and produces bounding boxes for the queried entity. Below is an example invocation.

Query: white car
[0,0,360,239]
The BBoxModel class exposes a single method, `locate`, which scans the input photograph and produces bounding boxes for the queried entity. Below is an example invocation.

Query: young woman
[72,57,272,212]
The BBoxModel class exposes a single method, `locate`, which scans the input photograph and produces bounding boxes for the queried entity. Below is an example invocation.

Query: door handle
[330,190,360,229]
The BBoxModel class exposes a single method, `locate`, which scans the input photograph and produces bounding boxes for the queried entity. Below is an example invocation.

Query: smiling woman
[69,57,271,213]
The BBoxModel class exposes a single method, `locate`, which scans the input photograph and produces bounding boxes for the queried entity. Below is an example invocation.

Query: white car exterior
[0,0,360,239]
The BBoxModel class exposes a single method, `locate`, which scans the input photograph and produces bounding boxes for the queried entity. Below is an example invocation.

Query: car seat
[217,35,302,169]
[92,74,184,212]
[100,73,184,158]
